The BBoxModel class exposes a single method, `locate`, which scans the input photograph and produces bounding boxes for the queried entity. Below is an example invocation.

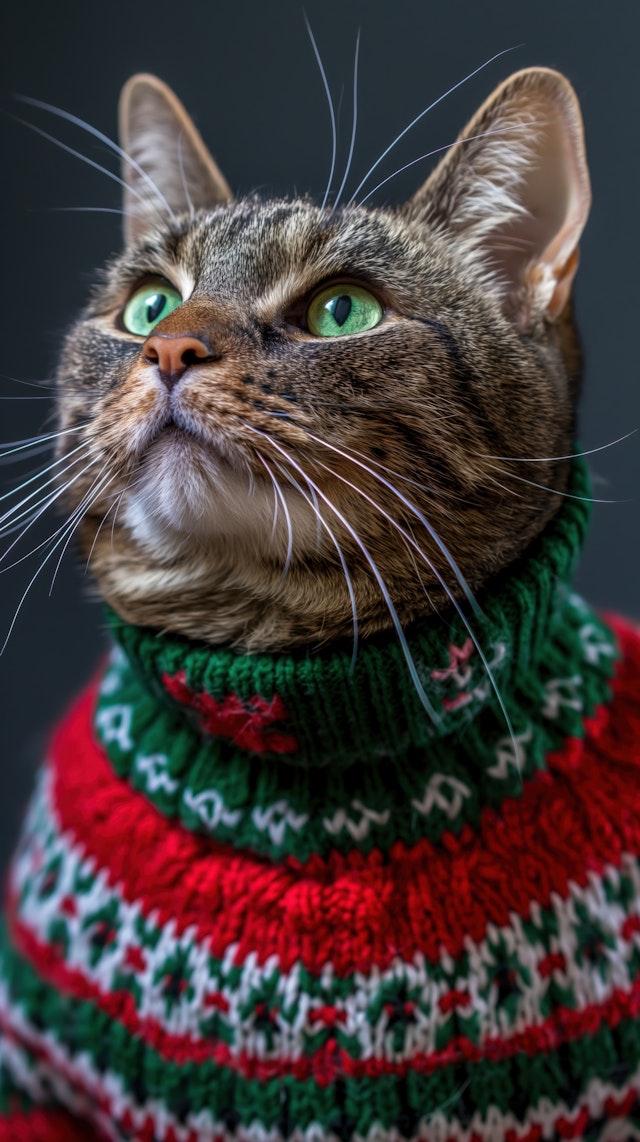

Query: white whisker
[17,95,177,224]
[268,465,280,538]
[177,132,195,220]
[306,431,479,616]
[332,27,361,209]
[256,455,294,578]
[304,14,338,210]
[49,466,117,596]
[347,45,518,205]
[358,122,540,206]
[483,472,524,501]
[0,424,83,461]
[11,113,169,223]
[314,452,520,772]
[109,474,146,553]
[0,454,101,570]
[272,457,360,670]
[306,433,480,509]
[0,395,54,402]
[0,443,91,527]
[483,430,638,463]
[0,440,88,509]
[84,483,128,572]
[486,463,622,504]
[46,206,127,216]
[248,426,441,724]
[0,460,111,653]
[0,374,79,395]
[110,489,128,551]
[0,443,53,467]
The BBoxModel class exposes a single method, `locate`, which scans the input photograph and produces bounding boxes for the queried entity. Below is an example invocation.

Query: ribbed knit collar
[94,458,618,860]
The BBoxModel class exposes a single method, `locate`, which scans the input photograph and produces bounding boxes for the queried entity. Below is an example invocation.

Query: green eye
[122,281,183,336]
[306,284,383,338]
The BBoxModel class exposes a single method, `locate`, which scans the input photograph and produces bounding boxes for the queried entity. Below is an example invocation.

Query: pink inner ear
[545,247,581,321]
[477,100,590,322]
[407,68,591,325]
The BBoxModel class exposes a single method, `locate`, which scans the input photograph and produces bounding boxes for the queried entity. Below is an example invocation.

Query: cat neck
[93,459,617,861]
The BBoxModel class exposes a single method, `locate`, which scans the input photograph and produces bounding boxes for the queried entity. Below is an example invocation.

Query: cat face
[54,68,590,649]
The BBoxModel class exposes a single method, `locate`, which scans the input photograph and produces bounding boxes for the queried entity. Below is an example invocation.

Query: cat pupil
[146,294,166,324]
[329,295,352,327]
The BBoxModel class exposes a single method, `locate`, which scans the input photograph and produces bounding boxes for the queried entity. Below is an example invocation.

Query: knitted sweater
[1,460,640,1142]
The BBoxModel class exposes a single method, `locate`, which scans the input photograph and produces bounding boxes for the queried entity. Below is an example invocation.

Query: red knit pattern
[162,670,298,754]
[0,1107,101,1141]
[8,901,640,1081]
[0,1017,114,1140]
[49,618,640,977]
[2,991,638,1142]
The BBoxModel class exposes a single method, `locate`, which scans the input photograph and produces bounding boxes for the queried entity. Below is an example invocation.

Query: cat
[0,64,639,1142]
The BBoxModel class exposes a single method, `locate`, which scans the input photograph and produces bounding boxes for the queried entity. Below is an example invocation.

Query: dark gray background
[0,0,638,867]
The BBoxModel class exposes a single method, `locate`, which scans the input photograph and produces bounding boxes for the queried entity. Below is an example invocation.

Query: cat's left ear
[406,68,591,326]
[119,74,233,245]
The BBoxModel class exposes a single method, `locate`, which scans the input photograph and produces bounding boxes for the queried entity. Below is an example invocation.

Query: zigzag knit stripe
[93,594,617,861]
[47,618,640,978]
[0,1043,120,1142]
[1,934,640,1139]
[4,1009,638,1142]
[3,1028,640,1142]
[0,1021,117,1140]
[8,902,640,1078]
[10,770,640,1067]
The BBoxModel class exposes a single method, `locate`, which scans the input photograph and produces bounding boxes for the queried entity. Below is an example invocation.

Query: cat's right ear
[119,74,233,245]
[404,68,591,329]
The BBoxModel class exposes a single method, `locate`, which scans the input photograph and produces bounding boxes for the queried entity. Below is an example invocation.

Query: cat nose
[143,334,213,390]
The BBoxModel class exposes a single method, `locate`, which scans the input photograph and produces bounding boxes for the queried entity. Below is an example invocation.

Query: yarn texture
[1,459,640,1141]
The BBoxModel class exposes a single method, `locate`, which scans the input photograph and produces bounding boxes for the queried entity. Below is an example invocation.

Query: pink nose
[143,334,212,389]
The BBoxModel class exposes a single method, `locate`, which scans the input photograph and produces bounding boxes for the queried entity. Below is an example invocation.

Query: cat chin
[121,429,317,564]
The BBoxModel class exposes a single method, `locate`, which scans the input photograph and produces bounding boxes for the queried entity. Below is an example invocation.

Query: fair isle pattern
[1,616,640,1139]
[3,470,640,1139]
[93,592,617,861]
[1,972,640,1142]
[10,768,640,1067]
[38,630,640,980]
[1,973,640,1142]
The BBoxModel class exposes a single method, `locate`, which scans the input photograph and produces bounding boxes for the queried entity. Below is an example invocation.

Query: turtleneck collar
[93,458,618,861]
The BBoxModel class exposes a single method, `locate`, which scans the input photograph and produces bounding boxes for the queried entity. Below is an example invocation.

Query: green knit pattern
[4,457,640,1142]
[95,592,617,861]
[1,921,639,1136]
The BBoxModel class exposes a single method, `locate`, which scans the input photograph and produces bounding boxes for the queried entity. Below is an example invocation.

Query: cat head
[55,67,590,649]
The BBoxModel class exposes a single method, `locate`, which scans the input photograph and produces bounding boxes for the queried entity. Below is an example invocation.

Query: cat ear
[407,68,591,326]
[119,73,233,245]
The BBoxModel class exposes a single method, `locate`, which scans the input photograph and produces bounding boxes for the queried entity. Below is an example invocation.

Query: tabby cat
[1,65,639,1142]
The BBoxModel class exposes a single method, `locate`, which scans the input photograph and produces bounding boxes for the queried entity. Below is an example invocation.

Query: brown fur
[53,68,590,650]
